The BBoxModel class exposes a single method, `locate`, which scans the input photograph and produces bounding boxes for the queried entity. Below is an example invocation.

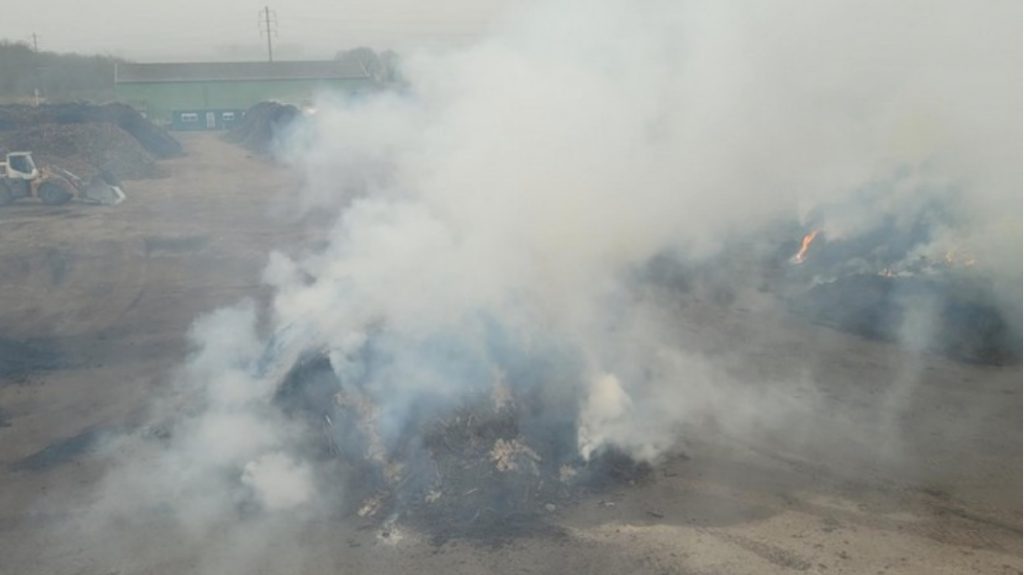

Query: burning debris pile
[780,207,1021,364]
[0,103,181,180]
[65,3,1018,568]
[275,350,651,544]
[225,102,301,154]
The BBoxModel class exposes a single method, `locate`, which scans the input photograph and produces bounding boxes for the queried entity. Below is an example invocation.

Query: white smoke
[577,373,632,461]
[68,0,1019,569]
[278,0,1019,455]
[241,453,314,511]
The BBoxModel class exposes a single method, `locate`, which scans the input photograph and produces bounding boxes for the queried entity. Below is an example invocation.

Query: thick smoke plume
[65,0,1019,567]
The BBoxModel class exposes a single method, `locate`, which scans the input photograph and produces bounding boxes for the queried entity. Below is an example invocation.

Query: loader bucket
[80,181,126,205]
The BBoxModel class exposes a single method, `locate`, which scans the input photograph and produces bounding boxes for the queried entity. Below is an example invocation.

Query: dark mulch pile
[0,122,157,180]
[790,274,1021,365]
[0,103,181,158]
[0,102,182,181]
[224,101,301,154]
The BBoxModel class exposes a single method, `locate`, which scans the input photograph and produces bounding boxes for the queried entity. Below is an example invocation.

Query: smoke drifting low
[72,0,1019,567]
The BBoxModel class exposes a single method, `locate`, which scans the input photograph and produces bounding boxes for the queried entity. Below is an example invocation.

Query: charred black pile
[225,101,301,154]
[275,351,651,544]
[789,274,1020,364]
[643,202,1021,367]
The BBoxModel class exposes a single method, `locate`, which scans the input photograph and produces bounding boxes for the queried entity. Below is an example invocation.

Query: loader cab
[4,152,38,180]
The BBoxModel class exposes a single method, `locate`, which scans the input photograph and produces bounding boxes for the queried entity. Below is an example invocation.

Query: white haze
[63,0,1020,569]
[2,0,511,60]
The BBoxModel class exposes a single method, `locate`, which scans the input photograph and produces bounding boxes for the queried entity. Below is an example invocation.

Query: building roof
[115,60,370,84]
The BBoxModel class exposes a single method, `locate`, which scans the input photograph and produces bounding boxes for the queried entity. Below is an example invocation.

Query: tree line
[0,40,123,103]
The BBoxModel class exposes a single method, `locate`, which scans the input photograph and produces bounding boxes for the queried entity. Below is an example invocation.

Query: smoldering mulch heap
[275,351,652,545]
[779,219,1021,365]
[790,273,1020,364]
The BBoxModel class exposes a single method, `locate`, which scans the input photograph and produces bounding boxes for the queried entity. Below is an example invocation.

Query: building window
[180,113,199,123]
[222,112,235,121]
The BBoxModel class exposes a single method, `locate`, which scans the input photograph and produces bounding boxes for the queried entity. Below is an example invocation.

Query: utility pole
[30,33,40,106]
[258,6,277,62]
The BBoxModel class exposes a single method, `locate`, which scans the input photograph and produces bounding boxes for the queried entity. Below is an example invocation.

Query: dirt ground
[0,133,1019,574]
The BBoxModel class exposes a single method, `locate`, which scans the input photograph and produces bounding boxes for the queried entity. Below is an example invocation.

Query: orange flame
[789,229,821,264]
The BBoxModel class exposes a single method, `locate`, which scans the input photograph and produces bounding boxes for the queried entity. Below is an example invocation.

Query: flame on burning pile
[789,229,821,265]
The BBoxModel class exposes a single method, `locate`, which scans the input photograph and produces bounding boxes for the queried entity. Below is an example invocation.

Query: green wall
[115,78,371,125]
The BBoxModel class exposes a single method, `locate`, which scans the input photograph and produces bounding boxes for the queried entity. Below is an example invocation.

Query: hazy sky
[1,0,515,61]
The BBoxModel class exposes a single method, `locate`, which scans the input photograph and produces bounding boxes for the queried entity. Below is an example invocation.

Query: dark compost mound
[0,122,157,180]
[0,102,182,158]
[225,101,301,154]
[790,274,1020,365]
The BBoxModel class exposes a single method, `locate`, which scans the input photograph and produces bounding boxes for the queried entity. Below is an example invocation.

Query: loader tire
[39,182,73,206]
[0,184,12,206]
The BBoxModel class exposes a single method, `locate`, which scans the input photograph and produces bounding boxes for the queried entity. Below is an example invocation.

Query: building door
[205,112,216,129]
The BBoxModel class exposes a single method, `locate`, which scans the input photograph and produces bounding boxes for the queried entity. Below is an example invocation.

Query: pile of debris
[789,274,1021,365]
[0,123,155,180]
[275,352,652,545]
[777,219,1022,364]
[0,103,181,181]
[0,103,182,157]
[224,101,301,154]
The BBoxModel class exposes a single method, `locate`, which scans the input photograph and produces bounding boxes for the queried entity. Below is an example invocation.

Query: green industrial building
[114,60,374,129]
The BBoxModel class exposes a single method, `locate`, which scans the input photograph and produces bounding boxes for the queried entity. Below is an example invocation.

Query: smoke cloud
[62,0,1020,569]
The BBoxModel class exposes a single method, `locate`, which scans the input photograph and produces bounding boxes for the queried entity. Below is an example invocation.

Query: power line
[258,6,278,62]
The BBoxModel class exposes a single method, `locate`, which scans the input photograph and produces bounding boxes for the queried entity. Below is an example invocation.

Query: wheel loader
[0,151,125,206]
